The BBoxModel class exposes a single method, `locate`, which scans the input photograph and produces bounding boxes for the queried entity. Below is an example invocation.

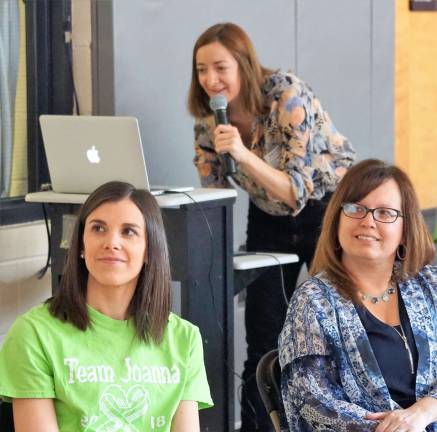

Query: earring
[80,251,85,259]
[396,244,406,261]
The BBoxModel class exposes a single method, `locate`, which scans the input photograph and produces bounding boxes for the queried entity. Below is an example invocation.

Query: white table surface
[233,252,299,270]
[25,188,237,208]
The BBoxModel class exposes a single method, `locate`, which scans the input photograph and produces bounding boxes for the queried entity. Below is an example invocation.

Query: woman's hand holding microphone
[213,124,251,165]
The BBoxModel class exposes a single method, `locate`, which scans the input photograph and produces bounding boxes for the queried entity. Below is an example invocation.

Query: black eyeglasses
[341,202,404,223]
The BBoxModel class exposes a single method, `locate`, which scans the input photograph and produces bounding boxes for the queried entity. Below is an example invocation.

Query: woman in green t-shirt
[0,181,213,432]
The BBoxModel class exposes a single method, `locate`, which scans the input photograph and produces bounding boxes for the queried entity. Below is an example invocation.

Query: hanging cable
[36,203,51,279]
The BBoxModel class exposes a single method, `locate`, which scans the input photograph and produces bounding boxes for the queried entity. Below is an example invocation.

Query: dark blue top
[355,293,418,408]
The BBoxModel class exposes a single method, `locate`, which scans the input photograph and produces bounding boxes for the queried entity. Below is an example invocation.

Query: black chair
[255,349,281,432]
[0,401,14,432]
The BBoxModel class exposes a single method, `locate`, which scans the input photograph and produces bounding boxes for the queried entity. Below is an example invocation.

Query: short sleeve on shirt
[181,327,213,410]
[0,312,55,400]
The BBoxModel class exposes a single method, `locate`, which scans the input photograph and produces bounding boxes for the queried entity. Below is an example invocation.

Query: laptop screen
[39,115,151,194]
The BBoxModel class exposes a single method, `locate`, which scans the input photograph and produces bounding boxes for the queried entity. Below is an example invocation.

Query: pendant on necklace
[361,286,396,304]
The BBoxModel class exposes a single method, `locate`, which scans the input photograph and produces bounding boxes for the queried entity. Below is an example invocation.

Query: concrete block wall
[0,222,51,344]
[0,274,51,344]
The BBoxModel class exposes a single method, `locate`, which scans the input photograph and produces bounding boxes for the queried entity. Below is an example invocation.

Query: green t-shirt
[0,304,213,431]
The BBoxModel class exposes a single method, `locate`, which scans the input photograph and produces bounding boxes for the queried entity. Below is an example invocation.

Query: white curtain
[0,0,20,197]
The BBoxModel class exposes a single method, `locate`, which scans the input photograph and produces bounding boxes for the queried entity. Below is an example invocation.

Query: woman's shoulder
[4,303,54,341]
[410,264,437,286]
[262,70,312,99]
[418,264,437,277]
[288,275,347,326]
[292,275,337,307]
[10,303,51,327]
[166,313,201,340]
[160,314,204,358]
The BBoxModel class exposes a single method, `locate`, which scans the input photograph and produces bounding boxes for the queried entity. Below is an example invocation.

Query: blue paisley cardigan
[279,265,437,431]
[193,71,355,216]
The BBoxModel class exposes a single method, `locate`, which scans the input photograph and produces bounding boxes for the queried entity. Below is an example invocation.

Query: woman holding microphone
[188,22,355,431]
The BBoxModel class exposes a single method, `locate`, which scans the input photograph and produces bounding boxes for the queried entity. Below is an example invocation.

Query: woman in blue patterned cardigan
[279,159,437,431]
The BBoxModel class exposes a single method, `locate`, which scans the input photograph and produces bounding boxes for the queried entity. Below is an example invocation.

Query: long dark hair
[310,159,435,298]
[48,181,171,344]
[188,22,272,118]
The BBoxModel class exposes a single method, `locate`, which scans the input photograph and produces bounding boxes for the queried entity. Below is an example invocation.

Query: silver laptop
[39,115,192,195]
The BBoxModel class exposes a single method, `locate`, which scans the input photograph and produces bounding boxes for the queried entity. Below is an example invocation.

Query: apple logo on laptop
[86,145,100,164]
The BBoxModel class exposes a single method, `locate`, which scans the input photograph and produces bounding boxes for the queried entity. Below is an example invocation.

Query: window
[0,0,74,225]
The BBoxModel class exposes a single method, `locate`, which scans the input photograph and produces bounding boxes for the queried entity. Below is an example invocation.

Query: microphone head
[209,94,228,112]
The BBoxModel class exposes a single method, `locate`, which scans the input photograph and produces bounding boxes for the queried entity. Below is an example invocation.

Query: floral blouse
[279,266,437,431]
[193,71,356,216]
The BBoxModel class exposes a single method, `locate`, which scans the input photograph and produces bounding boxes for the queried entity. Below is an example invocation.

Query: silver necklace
[392,323,415,374]
[360,286,396,304]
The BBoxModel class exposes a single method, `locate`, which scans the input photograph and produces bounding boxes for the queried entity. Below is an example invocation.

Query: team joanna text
[64,357,181,385]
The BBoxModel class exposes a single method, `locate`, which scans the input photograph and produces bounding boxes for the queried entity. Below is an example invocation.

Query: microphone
[209,95,237,175]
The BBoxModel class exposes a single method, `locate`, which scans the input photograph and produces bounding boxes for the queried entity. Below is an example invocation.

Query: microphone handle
[214,109,237,175]
[215,109,229,125]
[224,154,237,175]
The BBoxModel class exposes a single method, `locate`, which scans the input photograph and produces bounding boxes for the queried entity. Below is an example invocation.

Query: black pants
[240,196,331,431]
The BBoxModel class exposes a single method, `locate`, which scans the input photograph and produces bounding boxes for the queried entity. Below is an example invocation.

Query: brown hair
[310,159,435,298]
[48,181,171,344]
[188,22,272,118]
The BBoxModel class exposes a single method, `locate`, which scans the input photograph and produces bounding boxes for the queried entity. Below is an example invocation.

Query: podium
[26,188,237,432]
